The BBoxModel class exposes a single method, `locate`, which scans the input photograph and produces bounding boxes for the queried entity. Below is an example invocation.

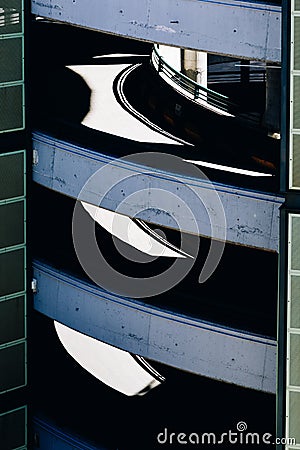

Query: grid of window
[0,0,24,133]
[0,150,26,396]
[0,1,27,447]
[291,3,300,187]
[286,214,300,448]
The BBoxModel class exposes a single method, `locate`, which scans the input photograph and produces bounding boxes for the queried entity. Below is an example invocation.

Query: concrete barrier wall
[31,0,281,62]
[33,261,276,393]
[32,132,284,251]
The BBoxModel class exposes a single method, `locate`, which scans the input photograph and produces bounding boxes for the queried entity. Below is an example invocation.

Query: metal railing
[208,70,266,84]
[151,45,261,126]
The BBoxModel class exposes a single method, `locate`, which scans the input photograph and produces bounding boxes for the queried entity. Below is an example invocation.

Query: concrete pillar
[181,50,207,88]
[263,66,281,134]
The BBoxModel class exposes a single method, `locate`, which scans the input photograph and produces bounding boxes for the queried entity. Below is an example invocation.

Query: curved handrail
[151,45,261,126]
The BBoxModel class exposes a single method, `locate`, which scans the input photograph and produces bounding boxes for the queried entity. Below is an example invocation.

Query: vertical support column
[181,49,207,88]
[0,1,28,448]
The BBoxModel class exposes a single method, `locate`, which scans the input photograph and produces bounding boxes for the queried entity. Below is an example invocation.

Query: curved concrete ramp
[32,132,284,251]
[33,261,276,393]
[31,0,281,62]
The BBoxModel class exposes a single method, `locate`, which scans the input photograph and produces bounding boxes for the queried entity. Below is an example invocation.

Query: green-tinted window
[294,17,300,71]
[289,391,300,444]
[287,216,300,444]
[296,0,300,11]
[0,1,23,36]
[290,333,300,386]
[293,76,300,129]
[0,342,25,393]
[0,407,26,450]
[0,248,24,297]
[0,201,24,248]
[291,275,300,328]
[0,84,23,132]
[292,135,300,188]
[0,296,25,345]
[0,152,24,200]
[291,216,300,270]
[0,37,23,83]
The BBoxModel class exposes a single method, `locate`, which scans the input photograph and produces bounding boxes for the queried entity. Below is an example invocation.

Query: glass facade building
[0,1,28,448]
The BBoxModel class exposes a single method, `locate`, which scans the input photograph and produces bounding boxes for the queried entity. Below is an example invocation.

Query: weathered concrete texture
[33,261,277,393]
[31,0,281,62]
[182,49,207,87]
[32,132,284,251]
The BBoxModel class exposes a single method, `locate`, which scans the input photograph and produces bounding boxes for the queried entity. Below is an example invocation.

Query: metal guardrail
[208,70,266,84]
[151,45,261,126]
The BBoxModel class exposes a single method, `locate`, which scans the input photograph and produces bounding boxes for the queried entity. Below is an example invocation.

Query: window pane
[290,334,300,386]
[0,37,22,83]
[0,1,22,35]
[294,17,300,71]
[0,342,25,393]
[0,248,24,297]
[0,407,26,450]
[293,76,300,129]
[291,275,300,328]
[0,296,25,345]
[0,84,23,132]
[0,201,24,248]
[292,135,300,188]
[291,216,300,270]
[289,391,300,444]
[0,152,24,200]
